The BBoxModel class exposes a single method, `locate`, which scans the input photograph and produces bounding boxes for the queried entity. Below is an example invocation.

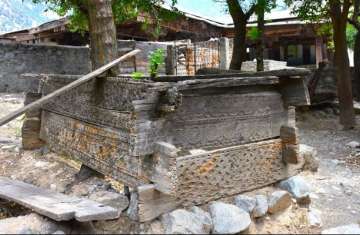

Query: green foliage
[284,0,329,23]
[247,27,261,40]
[347,24,357,50]
[131,71,145,80]
[148,48,165,78]
[32,0,179,34]
[255,0,277,14]
[285,0,357,50]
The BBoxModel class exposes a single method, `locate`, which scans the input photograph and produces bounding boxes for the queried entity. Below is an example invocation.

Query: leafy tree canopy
[32,0,179,33]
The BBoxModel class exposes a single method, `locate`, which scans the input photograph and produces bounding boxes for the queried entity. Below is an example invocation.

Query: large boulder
[209,202,251,234]
[268,191,292,214]
[234,195,256,213]
[280,176,311,204]
[253,195,268,218]
[161,209,211,234]
[322,224,360,234]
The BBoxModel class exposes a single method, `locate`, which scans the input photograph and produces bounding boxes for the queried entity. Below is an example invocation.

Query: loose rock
[1,145,17,152]
[234,195,256,213]
[0,214,63,234]
[52,231,66,235]
[280,176,311,204]
[253,195,268,218]
[209,202,251,234]
[300,144,319,172]
[322,224,360,234]
[268,191,292,214]
[190,206,213,233]
[71,184,90,196]
[346,141,360,149]
[148,220,165,234]
[89,191,129,213]
[161,209,211,234]
[308,209,322,228]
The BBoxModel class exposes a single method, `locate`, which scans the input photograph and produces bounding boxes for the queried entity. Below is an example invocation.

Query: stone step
[0,177,119,222]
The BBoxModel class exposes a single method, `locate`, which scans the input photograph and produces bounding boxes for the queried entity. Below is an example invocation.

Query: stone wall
[118,40,170,75]
[0,40,170,93]
[241,60,288,72]
[0,42,90,92]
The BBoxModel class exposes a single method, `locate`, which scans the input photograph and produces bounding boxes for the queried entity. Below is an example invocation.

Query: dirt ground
[1,93,360,233]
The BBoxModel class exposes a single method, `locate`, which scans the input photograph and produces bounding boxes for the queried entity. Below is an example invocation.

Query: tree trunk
[332,19,355,129]
[354,30,360,100]
[256,6,265,72]
[230,21,247,70]
[86,0,118,74]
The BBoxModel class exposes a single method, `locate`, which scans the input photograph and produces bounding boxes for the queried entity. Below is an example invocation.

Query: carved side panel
[175,139,303,206]
[42,76,152,129]
[161,90,287,150]
[40,111,148,187]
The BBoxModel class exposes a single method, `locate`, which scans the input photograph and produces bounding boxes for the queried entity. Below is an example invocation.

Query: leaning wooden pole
[0,49,141,127]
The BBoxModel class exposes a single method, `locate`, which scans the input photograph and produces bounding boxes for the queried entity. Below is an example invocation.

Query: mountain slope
[0,0,58,34]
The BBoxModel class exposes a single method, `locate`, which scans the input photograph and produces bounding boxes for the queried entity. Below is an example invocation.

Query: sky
[171,0,288,24]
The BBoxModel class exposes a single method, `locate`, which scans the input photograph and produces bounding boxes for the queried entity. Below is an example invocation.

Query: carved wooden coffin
[39,71,309,210]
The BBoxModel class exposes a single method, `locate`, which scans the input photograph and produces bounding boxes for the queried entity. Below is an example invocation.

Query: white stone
[1,145,17,151]
[209,202,251,234]
[280,176,311,204]
[52,231,66,234]
[346,141,360,149]
[234,195,256,213]
[308,209,322,228]
[34,161,49,168]
[189,149,208,155]
[161,209,210,234]
[268,191,292,214]
[190,206,213,233]
[253,195,268,218]
[322,224,360,234]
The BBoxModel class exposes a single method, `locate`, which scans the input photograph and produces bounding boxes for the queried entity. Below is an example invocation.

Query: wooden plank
[187,68,311,79]
[40,75,154,129]
[0,49,141,127]
[159,90,287,151]
[0,177,119,222]
[174,76,279,90]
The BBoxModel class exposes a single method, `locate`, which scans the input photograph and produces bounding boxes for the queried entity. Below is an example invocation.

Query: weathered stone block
[22,117,44,150]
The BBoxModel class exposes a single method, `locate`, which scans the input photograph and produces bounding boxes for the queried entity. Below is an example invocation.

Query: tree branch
[245,3,257,20]
[226,0,245,21]
[349,18,360,30]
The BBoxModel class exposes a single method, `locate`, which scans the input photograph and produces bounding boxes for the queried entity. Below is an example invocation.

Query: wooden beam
[0,177,120,222]
[0,49,141,127]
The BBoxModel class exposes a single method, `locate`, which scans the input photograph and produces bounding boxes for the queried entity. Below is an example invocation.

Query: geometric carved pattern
[175,139,302,206]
